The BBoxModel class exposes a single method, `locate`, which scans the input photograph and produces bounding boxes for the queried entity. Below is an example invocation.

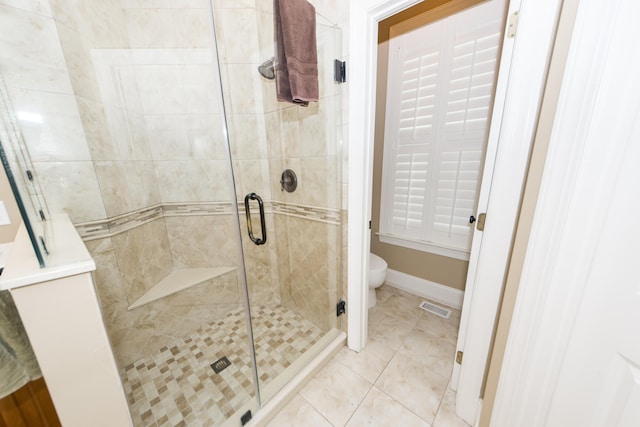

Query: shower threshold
[128,267,236,310]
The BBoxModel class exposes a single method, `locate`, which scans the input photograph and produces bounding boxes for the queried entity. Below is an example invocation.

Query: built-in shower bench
[128,267,236,310]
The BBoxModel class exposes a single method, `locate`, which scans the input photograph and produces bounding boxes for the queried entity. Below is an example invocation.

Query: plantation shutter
[380,2,504,256]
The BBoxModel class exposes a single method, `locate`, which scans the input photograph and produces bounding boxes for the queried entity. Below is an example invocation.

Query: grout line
[342,385,374,427]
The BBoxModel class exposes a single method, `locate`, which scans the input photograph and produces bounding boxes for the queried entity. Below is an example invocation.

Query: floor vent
[211,356,231,374]
[419,301,451,319]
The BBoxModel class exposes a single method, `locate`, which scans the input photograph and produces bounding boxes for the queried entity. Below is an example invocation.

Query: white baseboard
[385,269,464,310]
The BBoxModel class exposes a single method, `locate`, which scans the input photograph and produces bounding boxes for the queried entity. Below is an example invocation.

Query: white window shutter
[380,2,504,255]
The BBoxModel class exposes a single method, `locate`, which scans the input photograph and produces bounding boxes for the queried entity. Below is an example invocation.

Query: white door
[490,0,640,424]
[453,0,564,422]
[546,137,640,426]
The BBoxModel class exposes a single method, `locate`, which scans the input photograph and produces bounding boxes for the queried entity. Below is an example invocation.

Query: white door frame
[491,0,640,423]
[348,0,562,422]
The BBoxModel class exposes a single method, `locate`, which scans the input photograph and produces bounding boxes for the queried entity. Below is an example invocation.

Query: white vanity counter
[0,214,95,290]
[0,214,132,427]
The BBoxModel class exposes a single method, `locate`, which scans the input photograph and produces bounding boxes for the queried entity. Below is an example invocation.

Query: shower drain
[418,301,451,319]
[211,356,232,374]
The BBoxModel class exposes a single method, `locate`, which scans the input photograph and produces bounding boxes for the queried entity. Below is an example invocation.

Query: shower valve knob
[280,169,297,193]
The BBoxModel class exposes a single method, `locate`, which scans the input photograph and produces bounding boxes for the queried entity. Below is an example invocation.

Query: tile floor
[122,305,325,426]
[266,285,471,427]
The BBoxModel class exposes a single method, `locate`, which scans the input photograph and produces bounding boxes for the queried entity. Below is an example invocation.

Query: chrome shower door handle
[244,192,267,245]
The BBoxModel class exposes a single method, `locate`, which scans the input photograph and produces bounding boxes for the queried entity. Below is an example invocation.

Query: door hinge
[507,10,519,38]
[477,212,487,231]
[336,299,346,317]
[334,59,346,83]
[456,351,463,364]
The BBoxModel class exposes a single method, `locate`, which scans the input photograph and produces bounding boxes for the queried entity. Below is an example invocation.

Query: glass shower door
[213,4,344,405]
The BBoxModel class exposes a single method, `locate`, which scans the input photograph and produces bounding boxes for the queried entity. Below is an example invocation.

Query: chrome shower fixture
[258,57,275,80]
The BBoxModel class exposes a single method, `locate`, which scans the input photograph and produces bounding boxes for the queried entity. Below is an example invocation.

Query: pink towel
[274,0,319,106]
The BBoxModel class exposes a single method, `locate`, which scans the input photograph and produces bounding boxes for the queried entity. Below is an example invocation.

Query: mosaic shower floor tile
[121,305,324,426]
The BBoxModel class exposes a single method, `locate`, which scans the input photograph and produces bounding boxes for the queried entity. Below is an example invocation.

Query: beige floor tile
[368,310,415,351]
[375,353,448,424]
[415,308,461,345]
[333,339,395,383]
[265,394,332,427]
[433,387,471,427]
[398,328,456,378]
[376,293,422,325]
[300,358,372,426]
[375,284,396,304]
[346,386,431,427]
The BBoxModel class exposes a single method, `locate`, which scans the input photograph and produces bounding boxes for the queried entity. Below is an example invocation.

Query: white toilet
[368,253,388,308]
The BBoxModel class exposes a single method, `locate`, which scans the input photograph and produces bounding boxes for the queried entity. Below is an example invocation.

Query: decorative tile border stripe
[162,202,234,217]
[76,205,164,241]
[76,201,342,241]
[271,201,341,224]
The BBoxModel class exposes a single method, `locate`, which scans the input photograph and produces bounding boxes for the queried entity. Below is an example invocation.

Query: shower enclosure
[0,1,344,425]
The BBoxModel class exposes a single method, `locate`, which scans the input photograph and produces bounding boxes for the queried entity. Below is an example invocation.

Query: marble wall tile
[239,213,281,305]
[127,161,162,210]
[95,160,162,216]
[163,215,240,268]
[127,112,155,160]
[111,218,173,303]
[189,115,228,160]
[146,113,227,160]
[228,114,268,159]
[33,161,107,222]
[256,9,274,65]
[276,215,340,330]
[148,126,192,160]
[226,63,263,115]
[300,156,340,209]
[85,237,130,331]
[0,0,52,16]
[298,100,337,157]
[172,0,210,8]
[213,0,255,10]
[309,0,339,27]
[94,161,132,217]
[7,89,91,162]
[232,159,271,202]
[50,0,128,47]
[218,8,260,64]
[265,106,300,159]
[260,73,283,114]
[125,9,177,48]
[0,5,72,94]
[194,159,234,202]
[316,25,341,100]
[85,0,129,48]
[58,25,100,101]
[120,0,173,8]
[75,97,116,162]
[172,9,213,49]
[182,64,221,114]
[135,65,187,114]
[154,160,200,203]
